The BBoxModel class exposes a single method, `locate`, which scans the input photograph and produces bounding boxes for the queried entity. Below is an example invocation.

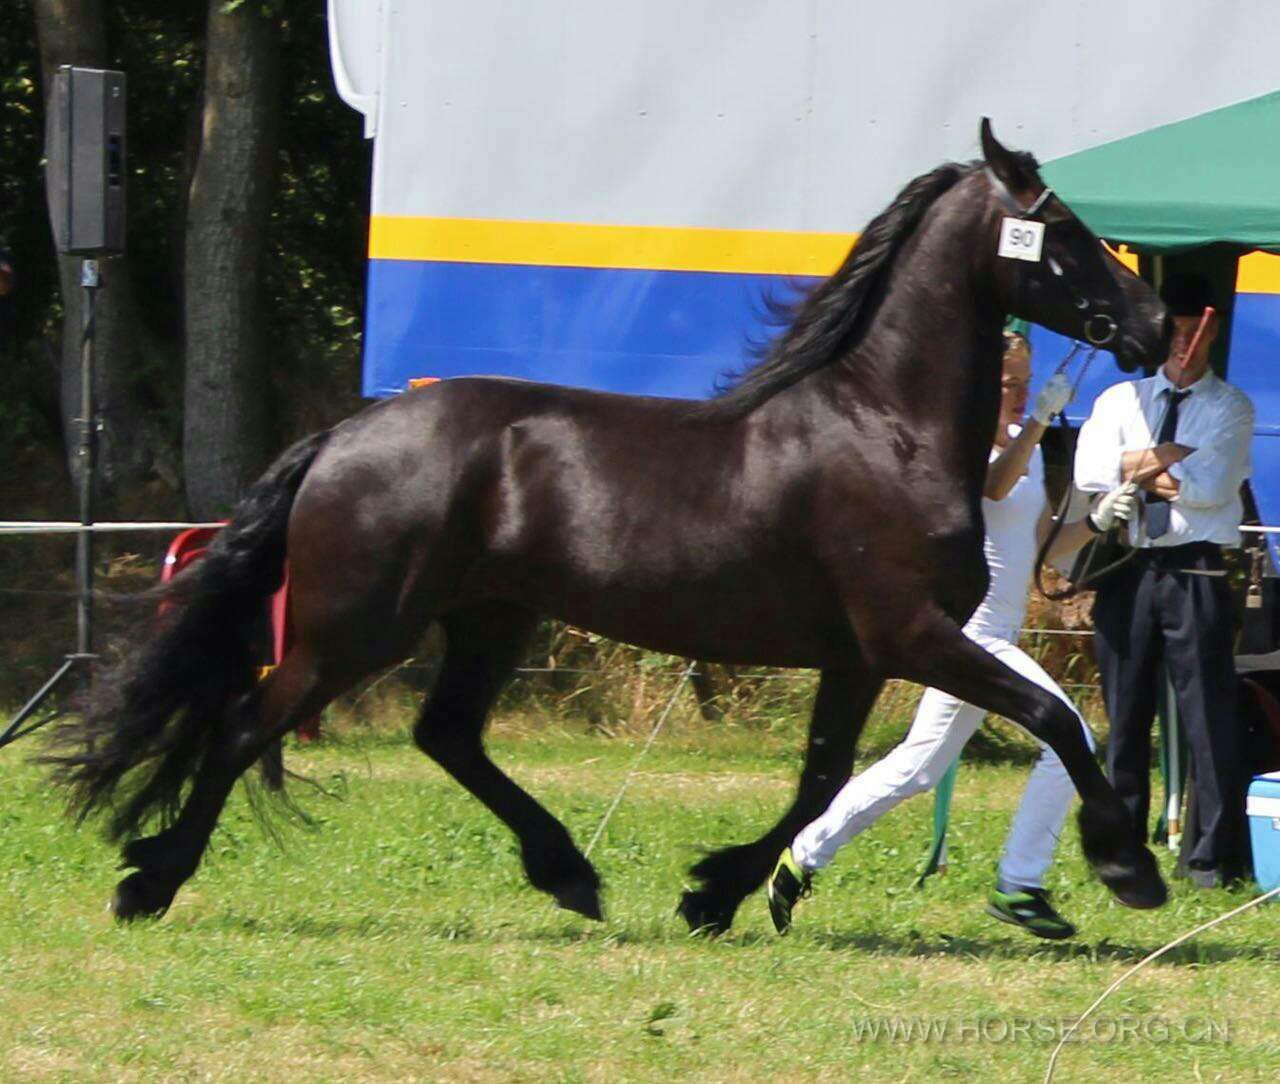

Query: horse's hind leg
[414,603,603,921]
[112,648,347,920]
[679,664,883,934]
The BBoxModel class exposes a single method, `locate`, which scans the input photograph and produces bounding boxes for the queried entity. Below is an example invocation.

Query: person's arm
[985,419,1047,500]
[1074,384,1130,493]
[1140,470,1181,501]
[1165,394,1255,508]
[986,373,1072,501]
[1121,443,1194,486]
[1037,483,1138,561]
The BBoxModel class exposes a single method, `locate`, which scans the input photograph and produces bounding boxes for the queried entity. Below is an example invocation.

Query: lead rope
[1033,344,1112,601]
[583,659,698,858]
[1044,883,1280,1082]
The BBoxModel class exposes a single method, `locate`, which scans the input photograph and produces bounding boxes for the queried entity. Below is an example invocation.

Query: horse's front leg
[896,613,1166,910]
[678,665,883,934]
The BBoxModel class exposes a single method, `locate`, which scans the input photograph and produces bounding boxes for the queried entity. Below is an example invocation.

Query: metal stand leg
[0,260,101,750]
[1158,668,1184,850]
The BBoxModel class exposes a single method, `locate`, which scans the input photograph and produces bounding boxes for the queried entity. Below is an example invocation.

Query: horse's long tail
[43,430,330,840]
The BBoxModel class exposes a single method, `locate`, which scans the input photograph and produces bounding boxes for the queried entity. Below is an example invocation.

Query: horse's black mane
[695,152,1038,420]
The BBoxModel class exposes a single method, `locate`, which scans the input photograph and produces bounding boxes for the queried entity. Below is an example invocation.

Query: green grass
[2,720,1278,1081]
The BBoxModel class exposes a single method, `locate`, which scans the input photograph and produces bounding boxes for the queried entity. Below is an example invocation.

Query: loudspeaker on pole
[46,65,127,256]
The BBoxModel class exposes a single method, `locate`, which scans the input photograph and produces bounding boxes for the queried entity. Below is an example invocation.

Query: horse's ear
[980,117,1034,193]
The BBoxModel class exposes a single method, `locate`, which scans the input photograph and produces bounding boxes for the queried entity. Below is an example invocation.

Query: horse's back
[303,376,723,516]
[288,375,745,580]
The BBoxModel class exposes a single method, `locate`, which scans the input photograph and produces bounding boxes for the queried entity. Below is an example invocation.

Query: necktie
[1144,388,1191,539]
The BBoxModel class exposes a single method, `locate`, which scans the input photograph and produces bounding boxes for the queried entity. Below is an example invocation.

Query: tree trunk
[182,0,280,518]
[34,0,168,509]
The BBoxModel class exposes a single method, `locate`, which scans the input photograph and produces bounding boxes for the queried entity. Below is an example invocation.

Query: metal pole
[1,262,102,750]
[76,259,98,663]
[1164,671,1182,849]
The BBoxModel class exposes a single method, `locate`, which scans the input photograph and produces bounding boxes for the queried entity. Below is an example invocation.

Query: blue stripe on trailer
[362,258,816,400]
[1229,293,1280,439]
[1249,436,1280,568]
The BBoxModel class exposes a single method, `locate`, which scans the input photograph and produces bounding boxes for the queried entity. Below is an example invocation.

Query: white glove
[1089,482,1139,532]
[1031,373,1074,425]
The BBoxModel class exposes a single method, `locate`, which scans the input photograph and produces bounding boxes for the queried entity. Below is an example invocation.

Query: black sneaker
[767,847,812,934]
[985,887,1076,940]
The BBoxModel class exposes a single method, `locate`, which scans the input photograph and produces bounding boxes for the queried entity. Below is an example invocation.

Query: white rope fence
[0,521,223,535]
[3,520,1275,537]
[583,659,698,857]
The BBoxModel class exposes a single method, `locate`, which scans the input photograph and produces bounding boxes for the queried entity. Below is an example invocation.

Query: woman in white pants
[768,331,1137,939]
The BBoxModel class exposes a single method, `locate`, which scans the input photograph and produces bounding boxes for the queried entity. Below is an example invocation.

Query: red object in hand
[1176,305,1215,374]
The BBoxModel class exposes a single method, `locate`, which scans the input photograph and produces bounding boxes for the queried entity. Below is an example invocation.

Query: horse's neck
[832,192,1005,490]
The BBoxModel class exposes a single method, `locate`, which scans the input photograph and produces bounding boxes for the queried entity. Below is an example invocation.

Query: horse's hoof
[111,870,177,923]
[1098,853,1168,910]
[677,889,735,936]
[1079,804,1168,910]
[529,847,603,921]
[553,876,605,921]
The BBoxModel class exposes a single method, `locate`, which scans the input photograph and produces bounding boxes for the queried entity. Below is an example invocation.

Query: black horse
[47,121,1171,931]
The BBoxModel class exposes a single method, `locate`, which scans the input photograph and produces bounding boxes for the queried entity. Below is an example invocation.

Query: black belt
[1132,541,1223,569]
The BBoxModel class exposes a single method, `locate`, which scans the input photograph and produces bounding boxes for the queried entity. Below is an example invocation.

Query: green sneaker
[767,847,812,934]
[985,887,1076,940]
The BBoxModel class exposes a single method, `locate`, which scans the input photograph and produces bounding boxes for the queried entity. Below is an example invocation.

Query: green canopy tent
[919,90,1280,885]
[1042,89,1280,254]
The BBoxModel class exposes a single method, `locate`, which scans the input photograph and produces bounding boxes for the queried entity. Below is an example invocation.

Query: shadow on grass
[183,910,425,940]
[511,913,1280,968]
[799,928,1280,967]
[165,899,1280,970]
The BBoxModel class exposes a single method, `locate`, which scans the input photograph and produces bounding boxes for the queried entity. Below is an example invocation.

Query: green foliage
[0,0,371,473]
[0,5,58,443]
[268,5,371,435]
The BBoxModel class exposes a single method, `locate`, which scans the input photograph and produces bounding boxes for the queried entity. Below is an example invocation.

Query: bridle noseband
[985,167,1117,347]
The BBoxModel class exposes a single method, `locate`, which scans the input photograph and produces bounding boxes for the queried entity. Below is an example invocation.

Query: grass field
[2,712,1278,1082]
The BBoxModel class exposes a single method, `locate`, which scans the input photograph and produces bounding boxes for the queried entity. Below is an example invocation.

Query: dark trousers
[1092,543,1246,872]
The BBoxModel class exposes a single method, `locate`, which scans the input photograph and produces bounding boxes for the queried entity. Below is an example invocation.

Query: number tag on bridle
[997,217,1045,262]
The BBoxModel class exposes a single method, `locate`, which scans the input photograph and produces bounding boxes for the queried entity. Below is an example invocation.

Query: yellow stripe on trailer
[370,216,1280,295]
[368,216,855,277]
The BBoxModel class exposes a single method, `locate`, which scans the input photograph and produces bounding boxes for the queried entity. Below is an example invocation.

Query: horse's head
[980,119,1170,371]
